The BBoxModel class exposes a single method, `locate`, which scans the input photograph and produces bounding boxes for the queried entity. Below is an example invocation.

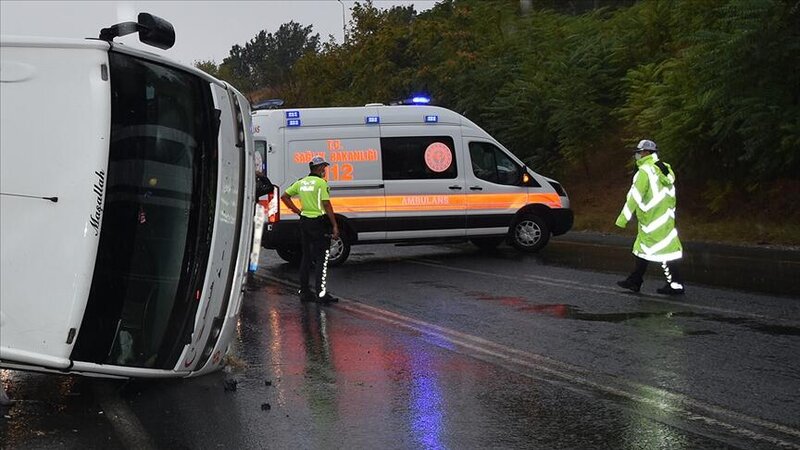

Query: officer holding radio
[281,156,340,304]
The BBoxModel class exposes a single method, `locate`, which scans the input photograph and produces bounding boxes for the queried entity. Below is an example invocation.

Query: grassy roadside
[572,207,800,248]
[560,152,800,249]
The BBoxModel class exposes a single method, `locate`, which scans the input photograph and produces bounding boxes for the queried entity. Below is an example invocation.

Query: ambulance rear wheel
[327,235,350,266]
[510,213,550,253]
[276,246,301,265]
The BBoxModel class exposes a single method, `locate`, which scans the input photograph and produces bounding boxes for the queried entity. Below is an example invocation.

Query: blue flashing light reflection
[285,110,300,119]
[424,115,438,123]
[287,119,301,127]
[410,352,444,450]
[365,116,380,124]
[411,96,431,104]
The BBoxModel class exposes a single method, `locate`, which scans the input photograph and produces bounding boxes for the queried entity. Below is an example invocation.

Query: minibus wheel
[327,234,351,266]
[510,213,550,252]
[276,246,302,265]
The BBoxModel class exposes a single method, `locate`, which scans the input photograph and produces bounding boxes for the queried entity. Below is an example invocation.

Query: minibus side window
[469,142,525,186]
[254,140,267,175]
[381,136,457,180]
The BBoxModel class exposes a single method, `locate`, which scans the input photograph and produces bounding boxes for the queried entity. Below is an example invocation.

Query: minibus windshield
[72,52,218,369]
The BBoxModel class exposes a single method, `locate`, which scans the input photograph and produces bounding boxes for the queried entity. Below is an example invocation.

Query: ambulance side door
[381,127,466,239]
[464,139,532,237]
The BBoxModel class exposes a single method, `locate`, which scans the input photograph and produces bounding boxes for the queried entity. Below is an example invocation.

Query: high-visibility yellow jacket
[615,153,683,262]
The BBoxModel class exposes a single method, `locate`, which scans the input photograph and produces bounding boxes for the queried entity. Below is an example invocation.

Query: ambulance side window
[381,136,457,180]
[469,142,525,186]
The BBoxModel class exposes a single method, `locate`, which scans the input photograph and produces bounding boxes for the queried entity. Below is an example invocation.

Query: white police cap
[635,139,658,152]
[309,156,330,167]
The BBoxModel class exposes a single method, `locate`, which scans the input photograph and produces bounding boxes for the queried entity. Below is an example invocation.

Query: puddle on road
[469,294,800,337]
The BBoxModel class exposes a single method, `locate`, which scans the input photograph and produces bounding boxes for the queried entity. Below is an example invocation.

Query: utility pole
[337,0,347,42]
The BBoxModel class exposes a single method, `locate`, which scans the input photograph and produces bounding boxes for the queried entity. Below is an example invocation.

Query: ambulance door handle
[469,186,483,191]
[448,185,463,190]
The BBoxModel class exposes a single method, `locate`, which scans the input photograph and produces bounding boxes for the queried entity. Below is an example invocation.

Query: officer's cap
[309,156,330,168]
[635,139,658,152]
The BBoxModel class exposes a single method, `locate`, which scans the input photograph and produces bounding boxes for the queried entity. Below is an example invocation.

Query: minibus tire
[276,246,302,265]
[470,237,504,250]
[327,235,351,266]
[510,213,550,253]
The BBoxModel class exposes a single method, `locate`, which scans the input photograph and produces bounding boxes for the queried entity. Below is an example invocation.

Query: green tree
[193,59,219,78]
[219,21,320,95]
[620,0,800,185]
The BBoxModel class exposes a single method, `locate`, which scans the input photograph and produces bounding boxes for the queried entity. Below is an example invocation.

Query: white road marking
[263,272,800,449]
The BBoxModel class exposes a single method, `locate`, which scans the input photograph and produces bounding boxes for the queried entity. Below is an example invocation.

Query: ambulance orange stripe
[279,193,561,215]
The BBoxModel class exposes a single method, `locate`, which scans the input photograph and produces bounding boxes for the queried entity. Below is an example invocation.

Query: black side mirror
[98,12,175,50]
[136,13,175,50]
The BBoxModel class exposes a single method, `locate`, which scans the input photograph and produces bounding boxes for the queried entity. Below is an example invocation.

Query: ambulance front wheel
[327,235,351,266]
[510,213,550,253]
[276,246,302,265]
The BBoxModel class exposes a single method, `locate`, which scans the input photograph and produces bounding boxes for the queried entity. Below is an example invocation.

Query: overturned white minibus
[0,14,255,378]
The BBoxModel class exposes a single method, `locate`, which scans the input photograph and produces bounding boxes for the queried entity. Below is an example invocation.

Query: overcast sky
[1,1,439,65]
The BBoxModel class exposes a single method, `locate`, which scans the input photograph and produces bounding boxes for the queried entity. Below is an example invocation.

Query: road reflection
[409,350,445,450]
[245,282,447,448]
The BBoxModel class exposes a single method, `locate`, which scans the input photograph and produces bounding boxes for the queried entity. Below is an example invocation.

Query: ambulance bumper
[550,208,573,236]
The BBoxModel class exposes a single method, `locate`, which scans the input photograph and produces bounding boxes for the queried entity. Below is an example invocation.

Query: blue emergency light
[285,110,300,119]
[365,116,380,124]
[411,96,431,104]
[424,115,438,123]
[287,119,301,127]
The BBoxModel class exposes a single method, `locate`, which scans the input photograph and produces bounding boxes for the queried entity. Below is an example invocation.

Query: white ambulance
[253,102,573,265]
[0,14,255,378]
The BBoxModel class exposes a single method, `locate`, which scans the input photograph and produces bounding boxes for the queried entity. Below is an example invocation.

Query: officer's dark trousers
[627,256,683,286]
[299,216,331,295]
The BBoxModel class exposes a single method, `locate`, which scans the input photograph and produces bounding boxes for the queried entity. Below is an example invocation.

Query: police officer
[281,156,340,303]
[615,139,685,295]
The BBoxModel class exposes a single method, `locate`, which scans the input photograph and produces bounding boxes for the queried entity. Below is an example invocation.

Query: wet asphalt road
[2,239,799,449]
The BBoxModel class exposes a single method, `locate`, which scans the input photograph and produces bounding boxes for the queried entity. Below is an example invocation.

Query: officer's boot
[616,278,641,293]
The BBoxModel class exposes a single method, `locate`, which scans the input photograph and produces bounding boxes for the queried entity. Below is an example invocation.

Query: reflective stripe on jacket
[615,153,683,262]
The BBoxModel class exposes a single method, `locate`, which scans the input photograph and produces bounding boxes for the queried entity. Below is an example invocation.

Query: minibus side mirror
[98,13,175,50]
[136,13,176,50]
